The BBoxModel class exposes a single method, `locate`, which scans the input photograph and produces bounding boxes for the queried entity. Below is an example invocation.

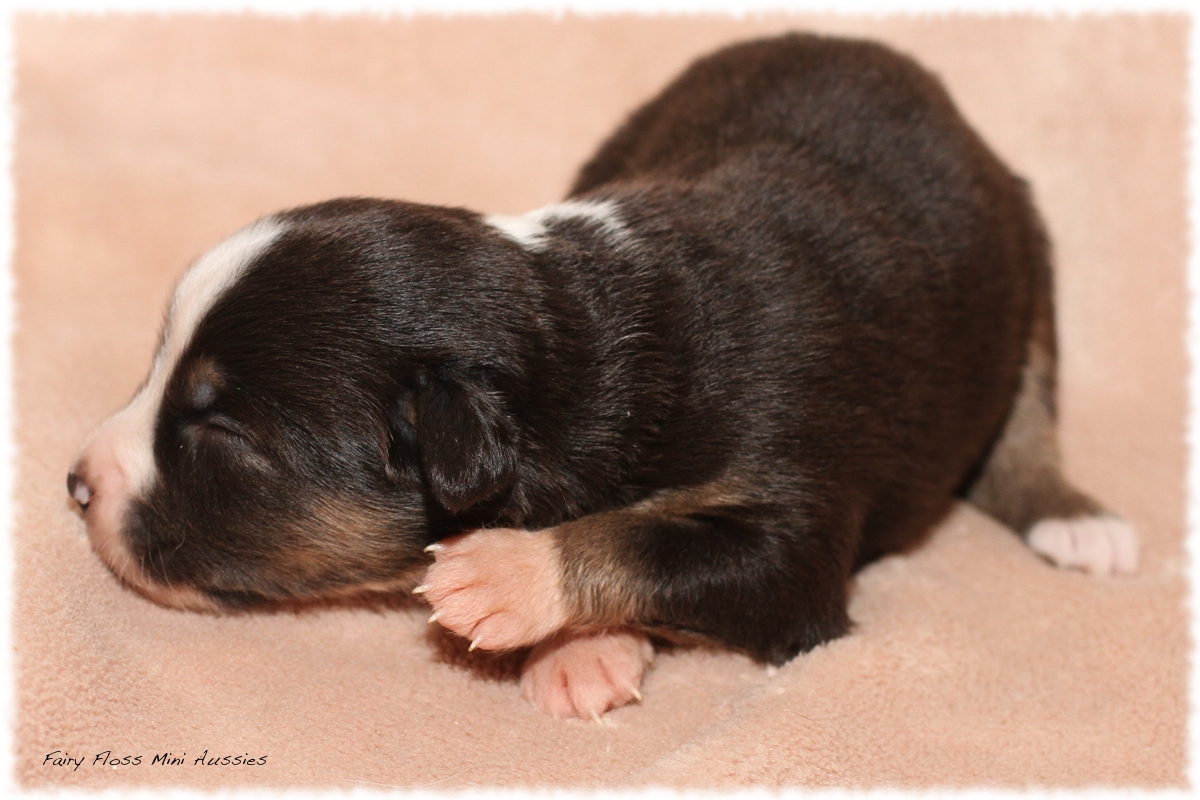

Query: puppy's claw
[423,543,444,554]
[629,687,643,703]
[427,612,440,625]
[411,584,429,595]
[419,527,569,651]
[590,710,604,725]
[469,637,481,652]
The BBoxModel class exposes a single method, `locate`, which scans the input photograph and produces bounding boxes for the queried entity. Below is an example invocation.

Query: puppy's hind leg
[965,333,1138,575]
[520,627,653,720]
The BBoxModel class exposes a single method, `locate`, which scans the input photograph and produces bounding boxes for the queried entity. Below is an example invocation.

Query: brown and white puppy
[69,33,1137,720]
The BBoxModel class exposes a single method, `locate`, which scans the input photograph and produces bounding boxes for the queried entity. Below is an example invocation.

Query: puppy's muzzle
[68,438,215,612]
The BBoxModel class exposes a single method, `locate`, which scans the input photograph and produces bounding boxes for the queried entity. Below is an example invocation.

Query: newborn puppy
[69,33,1137,720]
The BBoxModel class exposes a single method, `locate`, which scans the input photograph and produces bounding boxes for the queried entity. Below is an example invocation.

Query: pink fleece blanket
[13,13,1187,789]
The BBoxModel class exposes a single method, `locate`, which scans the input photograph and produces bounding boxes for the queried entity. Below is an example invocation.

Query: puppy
[69,33,1137,720]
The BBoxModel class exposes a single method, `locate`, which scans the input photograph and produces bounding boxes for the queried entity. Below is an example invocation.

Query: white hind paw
[520,628,653,720]
[1027,515,1139,575]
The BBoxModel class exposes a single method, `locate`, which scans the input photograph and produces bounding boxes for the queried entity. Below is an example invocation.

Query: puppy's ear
[409,371,518,514]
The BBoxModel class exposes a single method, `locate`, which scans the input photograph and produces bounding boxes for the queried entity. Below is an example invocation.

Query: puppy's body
[71,34,1135,717]
[452,35,1051,660]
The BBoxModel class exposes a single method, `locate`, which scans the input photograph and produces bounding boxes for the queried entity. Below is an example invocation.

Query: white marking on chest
[486,199,629,249]
[94,217,288,495]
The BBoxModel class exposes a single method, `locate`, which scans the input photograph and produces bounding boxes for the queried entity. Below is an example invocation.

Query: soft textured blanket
[13,13,1187,789]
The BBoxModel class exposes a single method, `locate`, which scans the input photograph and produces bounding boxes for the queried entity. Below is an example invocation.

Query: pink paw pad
[520,628,654,720]
[418,528,569,651]
[1027,515,1139,575]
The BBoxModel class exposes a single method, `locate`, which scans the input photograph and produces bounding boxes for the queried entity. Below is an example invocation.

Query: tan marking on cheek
[313,569,427,600]
[252,499,425,596]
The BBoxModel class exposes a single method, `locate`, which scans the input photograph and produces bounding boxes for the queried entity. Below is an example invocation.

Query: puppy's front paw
[520,628,654,720]
[1027,514,1139,575]
[419,528,568,651]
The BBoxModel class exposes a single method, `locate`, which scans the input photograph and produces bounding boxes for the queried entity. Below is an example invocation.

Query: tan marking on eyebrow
[183,357,226,409]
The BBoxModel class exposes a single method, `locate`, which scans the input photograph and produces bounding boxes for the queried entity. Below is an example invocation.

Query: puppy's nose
[67,469,92,510]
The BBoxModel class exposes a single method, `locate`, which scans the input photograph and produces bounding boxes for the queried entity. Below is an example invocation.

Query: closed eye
[183,413,253,449]
[200,413,248,440]
[182,413,274,473]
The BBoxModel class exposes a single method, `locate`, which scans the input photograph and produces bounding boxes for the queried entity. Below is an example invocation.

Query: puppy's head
[69,198,531,610]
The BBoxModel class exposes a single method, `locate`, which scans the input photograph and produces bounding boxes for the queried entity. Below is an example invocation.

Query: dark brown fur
[74,33,1114,666]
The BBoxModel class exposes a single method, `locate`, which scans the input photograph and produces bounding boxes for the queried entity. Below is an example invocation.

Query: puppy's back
[572,33,992,205]
[566,34,1046,555]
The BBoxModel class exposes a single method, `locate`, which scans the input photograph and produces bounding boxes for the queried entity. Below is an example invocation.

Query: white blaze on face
[73,217,288,585]
[486,199,629,249]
